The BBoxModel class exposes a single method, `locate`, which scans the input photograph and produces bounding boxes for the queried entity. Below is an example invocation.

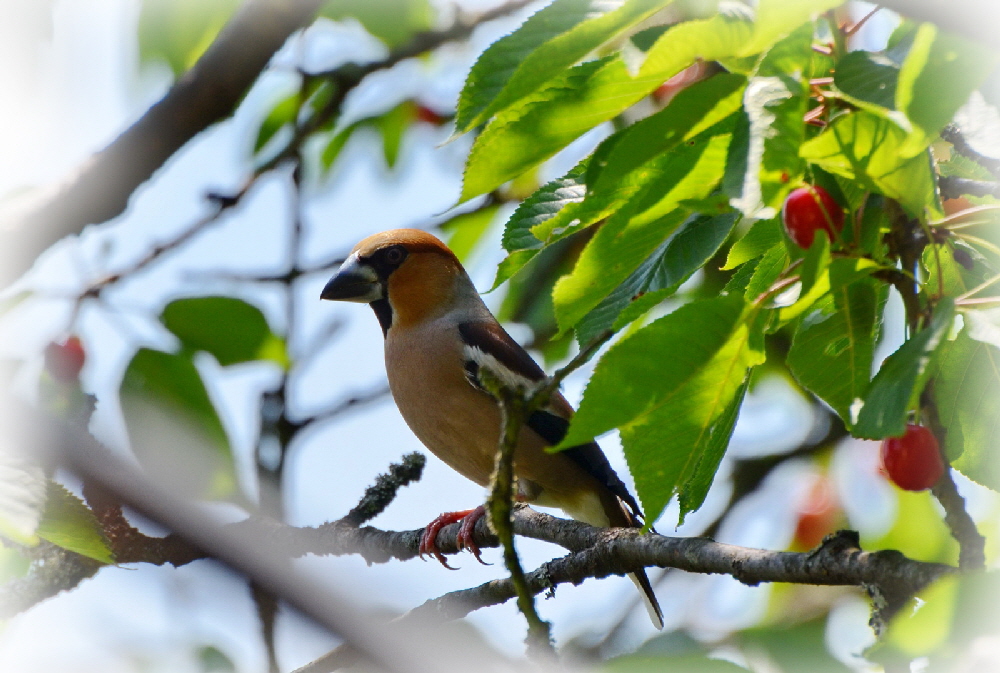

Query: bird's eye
[383,246,406,265]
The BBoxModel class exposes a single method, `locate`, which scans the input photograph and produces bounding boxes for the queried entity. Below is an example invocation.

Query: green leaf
[834,50,899,110]
[120,348,237,499]
[138,0,240,78]
[605,653,749,672]
[854,299,956,439]
[377,101,416,168]
[455,0,674,133]
[562,296,747,446]
[934,315,1000,491]
[254,92,298,155]
[788,277,883,424]
[640,5,754,77]
[161,296,287,368]
[799,110,939,217]
[198,645,237,673]
[896,23,999,155]
[723,217,782,269]
[321,0,432,47]
[553,208,686,334]
[676,378,748,521]
[617,299,762,522]
[493,250,543,290]
[727,22,812,218]
[552,122,734,332]
[36,481,114,564]
[503,160,588,253]
[321,122,362,172]
[441,204,500,263]
[738,0,844,57]
[743,242,789,301]
[529,77,743,249]
[491,161,589,288]
[723,258,758,294]
[576,212,739,344]
[736,619,854,673]
[461,12,754,202]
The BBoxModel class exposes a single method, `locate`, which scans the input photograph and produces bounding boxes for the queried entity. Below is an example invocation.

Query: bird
[320,228,663,629]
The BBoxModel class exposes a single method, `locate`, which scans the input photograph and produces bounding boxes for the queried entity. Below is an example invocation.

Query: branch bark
[0,0,327,285]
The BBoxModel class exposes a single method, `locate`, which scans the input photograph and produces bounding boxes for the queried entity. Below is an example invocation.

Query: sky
[0,1,994,672]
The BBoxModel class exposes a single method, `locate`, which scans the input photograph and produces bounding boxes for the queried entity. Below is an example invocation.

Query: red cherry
[880,424,945,491]
[793,476,839,549]
[781,185,845,249]
[45,336,85,383]
[415,105,446,126]
[652,62,710,105]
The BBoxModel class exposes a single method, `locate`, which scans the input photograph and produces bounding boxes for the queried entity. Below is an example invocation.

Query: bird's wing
[457,321,644,521]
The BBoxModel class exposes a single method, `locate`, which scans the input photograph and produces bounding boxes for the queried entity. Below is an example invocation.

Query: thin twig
[844,5,883,38]
[939,175,1000,200]
[478,369,555,657]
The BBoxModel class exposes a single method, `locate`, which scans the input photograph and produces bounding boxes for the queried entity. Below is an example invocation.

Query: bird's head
[320,229,473,333]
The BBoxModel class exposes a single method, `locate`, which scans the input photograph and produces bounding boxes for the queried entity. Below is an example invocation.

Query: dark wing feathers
[458,321,546,382]
[458,320,645,521]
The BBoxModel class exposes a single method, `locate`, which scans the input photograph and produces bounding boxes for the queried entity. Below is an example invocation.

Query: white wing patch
[463,345,538,393]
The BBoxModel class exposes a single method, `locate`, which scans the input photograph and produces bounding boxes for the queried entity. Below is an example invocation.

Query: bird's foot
[419,506,489,568]
[456,505,489,565]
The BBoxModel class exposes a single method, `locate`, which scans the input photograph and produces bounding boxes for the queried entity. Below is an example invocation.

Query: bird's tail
[630,568,664,630]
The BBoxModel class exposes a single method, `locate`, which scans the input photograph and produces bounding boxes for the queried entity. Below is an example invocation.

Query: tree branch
[0,0,327,284]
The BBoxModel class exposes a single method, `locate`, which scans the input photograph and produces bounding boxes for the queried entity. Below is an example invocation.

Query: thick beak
[320,254,382,303]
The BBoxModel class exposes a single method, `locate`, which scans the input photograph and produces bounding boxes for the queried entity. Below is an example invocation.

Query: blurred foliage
[10,0,1000,671]
[138,0,241,77]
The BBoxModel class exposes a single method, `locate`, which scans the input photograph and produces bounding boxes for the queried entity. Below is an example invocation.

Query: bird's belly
[385,334,500,486]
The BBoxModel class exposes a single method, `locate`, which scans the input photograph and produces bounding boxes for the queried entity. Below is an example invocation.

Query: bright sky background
[0,2,993,672]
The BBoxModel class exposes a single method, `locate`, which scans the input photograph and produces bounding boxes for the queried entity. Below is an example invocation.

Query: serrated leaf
[727,22,812,218]
[617,299,762,523]
[896,23,999,156]
[743,242,789,301]
[456,0,673,134]
[577,212,739,343]
[36,481,114,564]
[552,125,734,332]
[120,348,237,500]
[723,218,782,269]
[461,12,754,202]
[724,258,758,294]
[834,50,899,110]
[530,76,743,249]
[676,378,748,521]
[161,296,287,368]
[934,316,1000,491]
[560,295,746,447]
[800,110,939,218]
[788,277,883,423]
[503,160,588,253]
[854,299,955,439]
[738,0,844,57]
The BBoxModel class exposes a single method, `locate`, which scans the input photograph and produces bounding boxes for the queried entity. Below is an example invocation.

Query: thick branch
[939,175,1000,201]
[0,0,326,284]
[409,526,952,624]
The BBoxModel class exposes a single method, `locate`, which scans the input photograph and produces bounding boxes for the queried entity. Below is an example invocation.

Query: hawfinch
[320,229,663,629]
